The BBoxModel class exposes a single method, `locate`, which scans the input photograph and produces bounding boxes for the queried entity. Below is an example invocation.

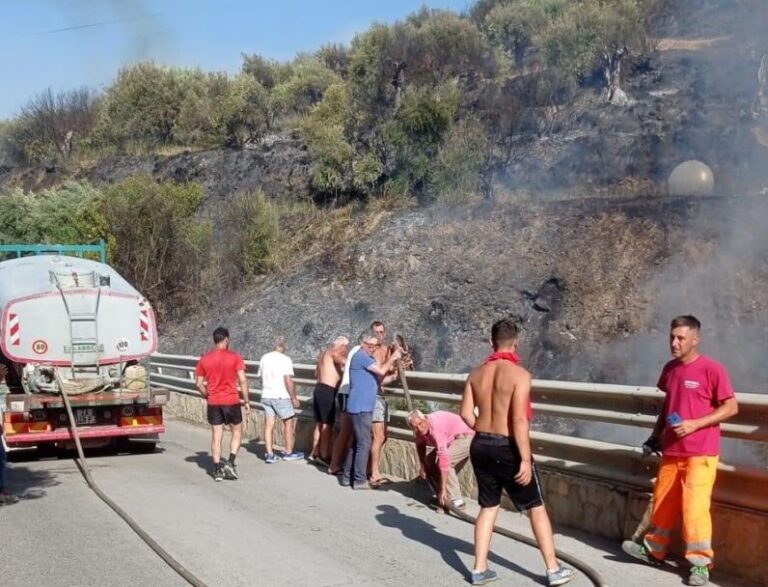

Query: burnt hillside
[3,0,768,390]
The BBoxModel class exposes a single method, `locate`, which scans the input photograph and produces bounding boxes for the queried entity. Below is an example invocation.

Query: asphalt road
[2,419,744,587]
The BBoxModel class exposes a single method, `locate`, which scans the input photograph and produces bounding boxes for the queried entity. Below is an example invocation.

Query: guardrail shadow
[374,503,540,582]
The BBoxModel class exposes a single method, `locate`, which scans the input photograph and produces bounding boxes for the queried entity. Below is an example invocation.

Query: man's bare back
[316,348,343,388]
[466,360,531,436]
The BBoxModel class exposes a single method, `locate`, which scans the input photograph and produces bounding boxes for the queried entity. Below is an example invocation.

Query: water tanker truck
[0,243,167,452]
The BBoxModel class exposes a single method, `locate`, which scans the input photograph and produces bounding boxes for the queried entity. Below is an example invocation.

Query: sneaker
[354,482,373,490]
[222,461,238,480]
[212,466,225,482]
[547,565,574,586]
[265,453,279,464]
[621,540,660,565]
[451,498,466,509]
[282,451,304,462]
[688,566,710,586]
[470,569,498,585]
[339,477,351,487]
[0,491,19,505]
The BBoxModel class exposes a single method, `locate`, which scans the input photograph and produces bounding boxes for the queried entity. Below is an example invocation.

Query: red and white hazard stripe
[140,309,150,342]
[8,313,20,346]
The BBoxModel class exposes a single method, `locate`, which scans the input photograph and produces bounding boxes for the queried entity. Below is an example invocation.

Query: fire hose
[57,375,208,587]
[395,359,609,587]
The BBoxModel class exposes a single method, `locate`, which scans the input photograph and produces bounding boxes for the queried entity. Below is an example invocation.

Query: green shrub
[102,174,211,316]
[301,83,356,195]
[220,191,280,277]
[216,74,271,146]
[272,56,341,115]
[94,63,194,147]
[241,54,291,90]
[0,181,104,244]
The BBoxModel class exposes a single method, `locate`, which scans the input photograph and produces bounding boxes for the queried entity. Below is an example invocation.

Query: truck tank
[0,252,165,450]
[0,254,157,394]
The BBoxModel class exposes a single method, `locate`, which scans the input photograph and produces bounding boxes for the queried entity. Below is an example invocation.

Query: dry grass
[270,192,412,273]
[615,176,662,197]
[71,142,214,172]
[655,36,731,51]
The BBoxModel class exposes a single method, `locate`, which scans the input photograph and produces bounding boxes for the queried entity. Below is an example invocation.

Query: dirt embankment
[163,193,768,391]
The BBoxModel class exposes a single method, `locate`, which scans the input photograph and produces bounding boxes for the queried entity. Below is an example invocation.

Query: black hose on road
[395,357,609,587]
[59,385,208,587]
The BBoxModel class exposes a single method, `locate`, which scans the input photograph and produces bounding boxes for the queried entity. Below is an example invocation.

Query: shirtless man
[460,319,573,587]
[310,336,349,464]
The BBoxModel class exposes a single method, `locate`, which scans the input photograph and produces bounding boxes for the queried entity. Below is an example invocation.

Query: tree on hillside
[481,0,566,69]
[94,63,190,146]
[271,56,341,116]
[101,175,211,316]
[241,54,291,90]
[317,43,351,77]
[301,83,359,197]
[217,74,271,146]
[173,70,229,145]
[404,8,498,85]
[1,87,99,164]
[541,0,657,104]
[380,82,460,196]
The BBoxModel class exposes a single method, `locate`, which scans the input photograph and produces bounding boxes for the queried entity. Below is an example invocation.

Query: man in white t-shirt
[258,338,303,463]
[327,343,360,474]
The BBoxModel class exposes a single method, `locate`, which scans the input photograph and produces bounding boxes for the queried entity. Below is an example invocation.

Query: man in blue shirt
[341,330,401,489]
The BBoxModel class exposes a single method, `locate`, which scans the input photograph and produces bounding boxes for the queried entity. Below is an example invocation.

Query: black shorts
[313,383,337,424]
[207,404,243,426]
[337,393,349,414]
[470,432,544,511]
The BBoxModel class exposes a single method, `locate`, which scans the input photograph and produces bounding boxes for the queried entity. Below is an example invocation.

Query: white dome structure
[668,160,715,196]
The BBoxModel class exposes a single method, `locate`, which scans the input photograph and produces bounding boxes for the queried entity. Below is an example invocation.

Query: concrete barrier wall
[166,392,767,586]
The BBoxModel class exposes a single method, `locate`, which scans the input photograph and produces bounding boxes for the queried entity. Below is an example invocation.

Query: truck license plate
[74,408,97,425]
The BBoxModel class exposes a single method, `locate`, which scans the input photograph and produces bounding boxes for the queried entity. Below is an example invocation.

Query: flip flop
[369,478,392,488]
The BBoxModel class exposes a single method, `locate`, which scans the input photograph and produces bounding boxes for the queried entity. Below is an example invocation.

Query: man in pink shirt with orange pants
[623,315,738,586]
[408,409,474,510]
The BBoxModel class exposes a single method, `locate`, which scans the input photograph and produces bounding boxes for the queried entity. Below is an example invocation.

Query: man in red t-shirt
[623,315,738,586]
[195,327,251,482]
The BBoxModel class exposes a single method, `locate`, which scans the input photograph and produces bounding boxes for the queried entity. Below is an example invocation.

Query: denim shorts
[372,396,389,423]
[262,398,295,420]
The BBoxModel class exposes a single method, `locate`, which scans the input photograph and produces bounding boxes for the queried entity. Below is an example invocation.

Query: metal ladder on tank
[53,272,102,380]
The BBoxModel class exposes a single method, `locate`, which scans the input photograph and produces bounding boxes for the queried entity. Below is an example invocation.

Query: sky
[0,0,471,119]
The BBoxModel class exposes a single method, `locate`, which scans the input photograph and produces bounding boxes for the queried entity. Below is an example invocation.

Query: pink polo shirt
[415,411,474,471]
[657,354,735,457]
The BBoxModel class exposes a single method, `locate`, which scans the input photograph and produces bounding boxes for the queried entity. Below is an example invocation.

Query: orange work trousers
[644,455,718,567]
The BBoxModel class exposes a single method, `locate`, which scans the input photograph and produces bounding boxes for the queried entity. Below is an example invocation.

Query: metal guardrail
[0,240,108,263]
[150,352,768,514]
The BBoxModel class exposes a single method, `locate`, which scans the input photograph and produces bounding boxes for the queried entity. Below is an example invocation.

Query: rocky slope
[163,193,768,392]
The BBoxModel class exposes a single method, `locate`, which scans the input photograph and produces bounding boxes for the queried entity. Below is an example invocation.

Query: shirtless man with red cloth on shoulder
[461,318,572,587]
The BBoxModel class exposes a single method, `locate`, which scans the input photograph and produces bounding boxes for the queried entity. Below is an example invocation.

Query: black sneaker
[223,461,238,480]
[213,466,225,482]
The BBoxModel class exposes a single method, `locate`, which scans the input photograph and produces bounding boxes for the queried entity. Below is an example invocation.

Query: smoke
[52,0,171,63]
